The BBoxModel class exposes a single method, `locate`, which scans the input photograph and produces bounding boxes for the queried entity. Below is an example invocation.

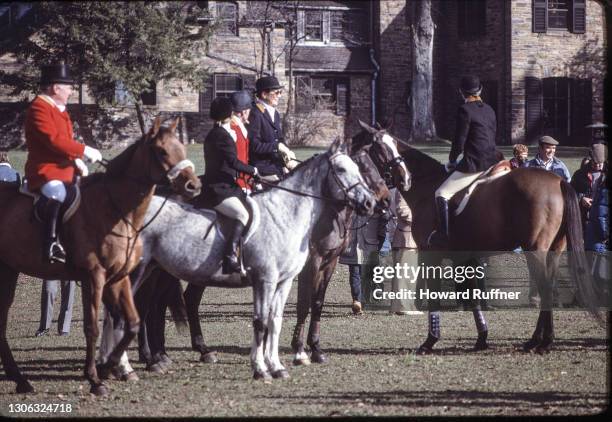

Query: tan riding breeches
[435,170,484,200]
[214,197,250,226]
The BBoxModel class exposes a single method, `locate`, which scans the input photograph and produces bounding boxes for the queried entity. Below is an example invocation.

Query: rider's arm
[247,111,279,156]
[449,107,470,163]
[216,133,257,176]
[29,100,85,159]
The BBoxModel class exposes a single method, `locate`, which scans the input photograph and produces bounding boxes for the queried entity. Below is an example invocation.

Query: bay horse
[388,130,602,354]
[100,137,377,380]
[0,116,201,395]
[109,131,404,373]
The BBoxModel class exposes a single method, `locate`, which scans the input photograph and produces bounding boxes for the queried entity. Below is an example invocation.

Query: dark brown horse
[393,134,602,354]
[0,117,201,395]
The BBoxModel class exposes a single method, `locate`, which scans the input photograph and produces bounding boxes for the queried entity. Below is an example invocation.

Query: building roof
[291,46,374,73]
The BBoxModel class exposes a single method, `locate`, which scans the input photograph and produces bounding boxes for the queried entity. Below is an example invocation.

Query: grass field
[4,143,591,177]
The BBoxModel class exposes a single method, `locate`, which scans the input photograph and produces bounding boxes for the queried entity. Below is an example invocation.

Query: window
[524,76,592,145]
[216,1,237,36]
[457,0,486,39]
[140,80,157,106]
[532,0,585,33]
[295,75,349,116]
[114,81,133,106]
[480,80,498,117]
[214,73,242,98]
[299,7,369,46]
[0,3,34,29]
[304,10,323,41]
[331,10,368,45]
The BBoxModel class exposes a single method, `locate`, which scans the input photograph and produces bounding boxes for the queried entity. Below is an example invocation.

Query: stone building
[0,0,608,148]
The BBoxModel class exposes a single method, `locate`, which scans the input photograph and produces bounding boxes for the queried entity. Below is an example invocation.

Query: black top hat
[460,75,481,95]
[255,76,283,94]
[210,97,233,122]
[40,63,75,85]
[231,90,253,112]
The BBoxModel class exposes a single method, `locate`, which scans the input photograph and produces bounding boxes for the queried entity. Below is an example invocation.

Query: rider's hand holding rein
[83,145,102,164]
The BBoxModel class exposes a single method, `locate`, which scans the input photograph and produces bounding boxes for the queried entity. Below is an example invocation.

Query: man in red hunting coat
[25,63,102,263]
[230,90,254,192]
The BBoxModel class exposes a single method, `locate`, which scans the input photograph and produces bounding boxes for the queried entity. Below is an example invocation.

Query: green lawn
[4,143,589,177]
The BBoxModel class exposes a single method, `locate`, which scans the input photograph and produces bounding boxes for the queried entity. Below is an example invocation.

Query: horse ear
[329,137,343,155]
[148,116,162,139]
[358,119,378,134]
[169,117,180,133]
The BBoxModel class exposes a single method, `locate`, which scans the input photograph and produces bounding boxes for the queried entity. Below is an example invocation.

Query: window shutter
[295,75,312,113]
[297,10,305,42]
[570,0,586,34]
[199,75,214,114]
[336,81,349,116]
[322,10,330,43]
[570,78,592,146]
[525,76,543,143]
[532,0,547,33]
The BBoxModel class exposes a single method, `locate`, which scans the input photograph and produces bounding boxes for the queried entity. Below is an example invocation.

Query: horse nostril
[185,181,199,193]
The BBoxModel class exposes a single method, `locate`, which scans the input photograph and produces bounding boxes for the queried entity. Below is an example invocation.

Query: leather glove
[251,167,261,182]
[83,146,102,163]
[74,158,89,177]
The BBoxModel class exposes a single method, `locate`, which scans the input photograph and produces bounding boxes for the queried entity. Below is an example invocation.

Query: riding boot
[43,199,66,264]
[429,197,450,247]
[222,221,246,274]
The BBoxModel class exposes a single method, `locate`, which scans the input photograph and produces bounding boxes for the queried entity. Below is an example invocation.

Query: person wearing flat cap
[25,63,102,264]
[527,135,571,182]
[246,75,298,183]
[202,96,260,274]
[571,142,608,228]
[431,75,498,246]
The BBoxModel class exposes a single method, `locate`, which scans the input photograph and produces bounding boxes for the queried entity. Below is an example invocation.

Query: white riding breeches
[214,197,250,226]
[435,170,484,200]
[40,180,67,203]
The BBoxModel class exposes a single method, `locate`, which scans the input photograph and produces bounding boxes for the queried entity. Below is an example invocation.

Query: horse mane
[401,145,446,184]
[80,136,144,188]
[250,153,326,196]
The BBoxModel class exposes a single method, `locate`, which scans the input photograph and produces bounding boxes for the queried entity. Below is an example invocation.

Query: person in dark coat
[431,75,498,245]
[203,97,259,274]
[246,76,297,182]
[571,142,607,228]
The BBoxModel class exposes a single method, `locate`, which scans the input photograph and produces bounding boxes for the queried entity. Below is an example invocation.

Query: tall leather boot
[43,199,66,264]
[222,221,246,274]
[428,197,450,247]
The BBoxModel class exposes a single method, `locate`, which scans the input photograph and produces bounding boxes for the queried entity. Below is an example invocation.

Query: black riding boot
[43,199,66,264]
[429,197,450,247]
[222,221,246,274]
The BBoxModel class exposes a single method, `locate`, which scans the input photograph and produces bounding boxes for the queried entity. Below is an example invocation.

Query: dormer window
[304,10,323,41]
[298,7,369,46]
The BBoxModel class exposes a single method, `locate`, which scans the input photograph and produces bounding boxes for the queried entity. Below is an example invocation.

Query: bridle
[370,131,408,188]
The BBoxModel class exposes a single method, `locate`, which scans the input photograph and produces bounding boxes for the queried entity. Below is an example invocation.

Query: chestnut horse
[392,134,602,354]
[0,117,201,395]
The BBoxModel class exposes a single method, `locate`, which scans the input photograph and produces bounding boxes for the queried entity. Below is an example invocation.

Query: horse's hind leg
[184,283,218,363]
[251,276,274,380]
[534,251,562,354]
[523,251,550,352]
[0,266,34,393]
[81,269,107,395]
[292,256,317,366]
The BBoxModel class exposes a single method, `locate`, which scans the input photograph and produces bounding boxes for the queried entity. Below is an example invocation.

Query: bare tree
[285,85,340,146]
[410,0,436,142]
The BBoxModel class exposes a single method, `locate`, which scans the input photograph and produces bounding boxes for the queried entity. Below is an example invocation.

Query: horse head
[142,116,202,199]
[327,137,376,216]
[350,144,391,210]
[355,120,411,191]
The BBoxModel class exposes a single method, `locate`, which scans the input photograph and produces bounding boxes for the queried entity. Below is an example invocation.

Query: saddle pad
[453,164,510,216]
[20,180,81,224]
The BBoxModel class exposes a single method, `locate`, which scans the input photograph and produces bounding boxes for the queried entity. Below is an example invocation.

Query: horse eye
[337,167,346,173]
[157,148,168,157]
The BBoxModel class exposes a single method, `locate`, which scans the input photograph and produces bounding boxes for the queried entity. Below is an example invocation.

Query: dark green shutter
[533,0,547,33]
[336,81,349,116]
[525,76,543,143]
[571,0,586,34]
[570,78,592,146]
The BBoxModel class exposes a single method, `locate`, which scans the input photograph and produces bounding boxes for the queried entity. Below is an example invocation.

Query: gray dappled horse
[99,137,376,379]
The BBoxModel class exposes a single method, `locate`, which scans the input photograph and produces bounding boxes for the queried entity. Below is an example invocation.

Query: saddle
[19,179,81,224]
[449,160,511,216]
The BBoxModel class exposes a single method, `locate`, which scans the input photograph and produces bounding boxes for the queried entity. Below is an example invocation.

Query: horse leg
[468,274,489,351]
[251,276,274,380]
[535,251,562,354]
[81,269,108,395]
[523,251,548,352]
[0,265,34,393]
[265,277,294,379]
[184,283,218,363]
[307,260,336,364]
[98,277,140,380]
[417,252,442,355]
[291,262,314,366]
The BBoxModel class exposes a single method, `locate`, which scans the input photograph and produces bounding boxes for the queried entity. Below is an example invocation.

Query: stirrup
[48,241,67,264]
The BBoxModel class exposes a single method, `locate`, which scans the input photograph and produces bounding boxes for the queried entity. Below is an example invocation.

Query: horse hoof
[121,371,139,382]
[473,341,489,351]
[522,338,540,352]
[416,345,433,355]
[97,364,115,380]
[535,342,553,354]
[159,354,173,366]
[16,381,34,394]
[271,369,290,379]
[292,357,311,366]
[253,370,272,381]
[200,352,218,364]
[91,384,109,396]
[147,363,165,374]
[310,351,328,364]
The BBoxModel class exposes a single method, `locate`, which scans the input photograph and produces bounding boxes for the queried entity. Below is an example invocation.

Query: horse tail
[560,181,602,324]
